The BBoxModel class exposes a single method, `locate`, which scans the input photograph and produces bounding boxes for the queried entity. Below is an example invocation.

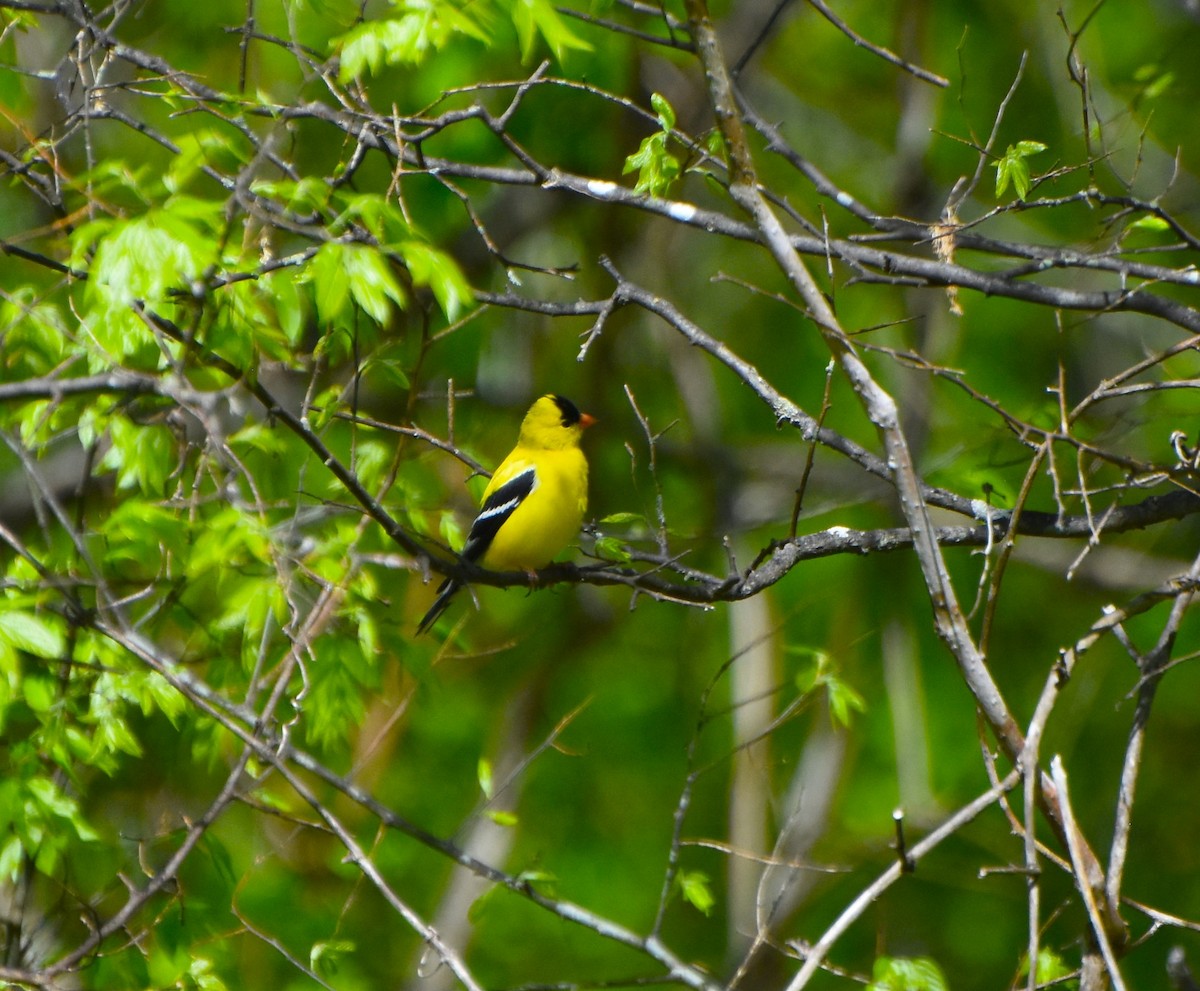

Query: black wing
[460,466,536,563]
[416,465,537,635]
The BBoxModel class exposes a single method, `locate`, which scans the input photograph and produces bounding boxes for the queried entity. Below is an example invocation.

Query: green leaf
[514,868,556,892]
[310,242,352,325]
[992,141,1046,201]
[310,940,355,978]
[1133,63,1173,100]
[251,176,330,215]
[142,671,186,725]
[335,0,491,79]
[0,290,68,379]
[228,421,288,456]
[165,129,249,194]
[439,510,466,551]
[650,91,676,131]
[146,940,190,987]
[1019,948,1077,988]
[478,757,494,798]
[704,129,727,162]
[97,418,176,496]
[486,809,519,827]
[309,383,344,430]
[868,956,948,991]
[333,192,411,243]
[189,957,229,991]
[675,869,715,916]
[337,21,403,78]
[594,536,632,564]
[353,439,394,492]
[398,240,473,322]
[0,610,65,659]
[300,637,375,751]
[344,244,408,324]
[1128,213,1171,233]
[509,0,592,62]
[623,131,681,197]
[99,500,181,575]
[361,344,412,390]
[27,775,99,844]
[468,884,499,923]
[789,646,866,727]
[0,836,23,885]
[599,512,645,526]
[22,676,55,713]
[827,676,867,728]
[266,269,306,345]
[89,688,144,761]
[86,211,214,306]
[186,505,271,583]
[623,97,682,198]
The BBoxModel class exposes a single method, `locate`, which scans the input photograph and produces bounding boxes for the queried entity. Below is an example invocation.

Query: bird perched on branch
[417,394,595,635]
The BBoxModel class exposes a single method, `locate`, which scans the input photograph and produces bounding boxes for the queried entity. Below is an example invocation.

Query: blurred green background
[3,0,1200,989]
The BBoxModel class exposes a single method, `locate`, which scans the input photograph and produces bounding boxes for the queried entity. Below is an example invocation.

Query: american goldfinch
[417,394,595,635]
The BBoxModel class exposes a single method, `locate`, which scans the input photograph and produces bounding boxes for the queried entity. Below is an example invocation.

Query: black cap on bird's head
[520,395,596,446]
[550,394,596,430]
[551,394,582,426]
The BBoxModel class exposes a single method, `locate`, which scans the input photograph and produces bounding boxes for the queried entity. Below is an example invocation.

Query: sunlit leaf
[310,940,355,979]
[993,140,1046,201]
[675,870,715,916]
[0,611,65,660]
[868,956,948,991]
[1128,213,1171,233]
[335,0,491,79]
[478,756,494,798]
[509,0,592,62]
[399,240,473,322]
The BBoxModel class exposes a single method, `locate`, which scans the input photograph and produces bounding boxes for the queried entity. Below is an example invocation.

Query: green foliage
[791,646,866,728]
[594,511,648,563]
[594,535,633,563]
[303,193,473,332]
[623,92,683,197]
[1126,213,1170,234]
[97,418,177,496]
[477,754,496,797]
[0,289,68,380]
[1019,948,1078,989]
[74,208,215,368]
[165,130,251,195]
[0,775,98,882]
[0,600,105,884]
[333,0,589,77]
[1132,63,1173,101]
[508,0,592,62]
[0,610,64,661]
[335,0,492,79]
[398,239,473,322]
[992,140,1047,201]
[2,1,1199,989]
[868,956,948,991]
[674,869,716,916]
[310,241,407,327]
[311,939,356,979]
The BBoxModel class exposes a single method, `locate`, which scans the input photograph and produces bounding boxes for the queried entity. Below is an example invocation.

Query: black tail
[416,576,462,635]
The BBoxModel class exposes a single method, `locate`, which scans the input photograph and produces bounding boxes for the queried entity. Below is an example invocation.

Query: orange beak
[580,412,597,429]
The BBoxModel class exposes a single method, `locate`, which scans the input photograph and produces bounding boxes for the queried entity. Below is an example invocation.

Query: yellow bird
[417,394,595,634]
